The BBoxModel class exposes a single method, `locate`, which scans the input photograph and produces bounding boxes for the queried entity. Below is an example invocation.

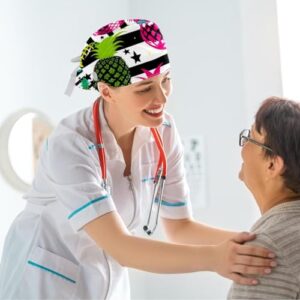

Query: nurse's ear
[98,82,116,104]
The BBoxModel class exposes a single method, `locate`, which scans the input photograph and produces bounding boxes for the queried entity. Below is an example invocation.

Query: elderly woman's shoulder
[250,201,300,257]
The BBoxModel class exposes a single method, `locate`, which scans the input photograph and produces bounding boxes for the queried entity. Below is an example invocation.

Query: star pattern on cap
[70,19,171,95]
[131,51,141,63]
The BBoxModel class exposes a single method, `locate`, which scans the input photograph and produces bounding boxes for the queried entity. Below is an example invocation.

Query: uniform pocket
[25,246,79,299]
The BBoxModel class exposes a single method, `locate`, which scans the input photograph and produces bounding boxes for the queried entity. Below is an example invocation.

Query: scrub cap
[65,19,170,95]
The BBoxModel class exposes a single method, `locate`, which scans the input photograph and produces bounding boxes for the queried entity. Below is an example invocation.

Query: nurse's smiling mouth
[143,106,164,118]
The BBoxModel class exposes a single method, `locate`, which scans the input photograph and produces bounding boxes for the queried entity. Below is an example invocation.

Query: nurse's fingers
[234,255,276,268]
[236,244,276,259]
[229,273,259,286]
[231,264,272,276]
[232,231,256,244]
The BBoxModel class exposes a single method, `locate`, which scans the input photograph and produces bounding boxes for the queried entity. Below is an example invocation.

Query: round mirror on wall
[0,109,53,193]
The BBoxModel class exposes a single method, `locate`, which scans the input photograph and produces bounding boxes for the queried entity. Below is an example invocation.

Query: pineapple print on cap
[80,43,95,68]
[94,57,130,88]
[140,22,166,50]
[93,20,126,37]
[92,32,130,88]
[65,19,171,95]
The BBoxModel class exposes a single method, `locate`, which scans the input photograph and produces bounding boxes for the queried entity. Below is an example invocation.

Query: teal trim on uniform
[68,195,108,219]
[88,143,104,150]
[27,260,76,284]
[162,120,171,127]
[155,198,186,207]
[142,177,155,183]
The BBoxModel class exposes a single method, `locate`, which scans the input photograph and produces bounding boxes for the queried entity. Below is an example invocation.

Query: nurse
[0,19,276,299]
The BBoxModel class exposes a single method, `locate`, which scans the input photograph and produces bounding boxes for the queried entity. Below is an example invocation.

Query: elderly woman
[228,96,300,299]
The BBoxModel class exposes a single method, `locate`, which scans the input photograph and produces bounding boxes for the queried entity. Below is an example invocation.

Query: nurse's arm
[84,211,275,285]
[162,217,237,245]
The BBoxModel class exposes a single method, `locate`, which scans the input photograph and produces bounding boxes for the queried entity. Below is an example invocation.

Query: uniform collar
[97,98,155,162]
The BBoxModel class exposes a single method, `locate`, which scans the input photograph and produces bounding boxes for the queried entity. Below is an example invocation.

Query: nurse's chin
[142,112,164,127]
[238,168,244,181]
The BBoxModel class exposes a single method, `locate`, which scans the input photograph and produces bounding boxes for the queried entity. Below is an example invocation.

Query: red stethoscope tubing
[93,98,167,186]
[150,128,167,179]
[93,99,107,182]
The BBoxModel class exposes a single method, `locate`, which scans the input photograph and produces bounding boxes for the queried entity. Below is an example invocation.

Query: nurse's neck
[102,100,135,151]
[103,99,135,176]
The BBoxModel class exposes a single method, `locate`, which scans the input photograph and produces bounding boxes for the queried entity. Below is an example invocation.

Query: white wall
[276,0,300,99]
[0,1,282,299]
[240,0,283,125]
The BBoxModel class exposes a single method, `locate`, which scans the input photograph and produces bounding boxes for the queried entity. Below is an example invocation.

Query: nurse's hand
[212,231,276,285]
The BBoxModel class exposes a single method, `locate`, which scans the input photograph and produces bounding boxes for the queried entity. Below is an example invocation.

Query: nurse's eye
[162,77,171,84]
[137,87,152,93]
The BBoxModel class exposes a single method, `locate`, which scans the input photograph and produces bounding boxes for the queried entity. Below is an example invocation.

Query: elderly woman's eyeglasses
[239,129,273,152]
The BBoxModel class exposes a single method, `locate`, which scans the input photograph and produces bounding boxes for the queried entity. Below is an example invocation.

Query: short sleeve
[159,115,193,219]
[45,133,116,232]
[227,233,299,299]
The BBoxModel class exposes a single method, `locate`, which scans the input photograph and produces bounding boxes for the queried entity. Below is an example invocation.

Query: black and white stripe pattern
[77,19,170,89]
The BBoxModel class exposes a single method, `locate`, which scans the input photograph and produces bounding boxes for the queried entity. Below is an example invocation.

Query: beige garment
[228,200,300,299]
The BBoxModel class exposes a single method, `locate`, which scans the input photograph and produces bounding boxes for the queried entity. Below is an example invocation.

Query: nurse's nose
[154,86,167,104]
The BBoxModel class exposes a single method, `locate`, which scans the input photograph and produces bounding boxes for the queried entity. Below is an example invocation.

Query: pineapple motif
[140,22,166,50]
[92,31,131,87]
[94,57,130,87]
[93,20,125,36]
[81,77,90,89]
[80,43,96,68]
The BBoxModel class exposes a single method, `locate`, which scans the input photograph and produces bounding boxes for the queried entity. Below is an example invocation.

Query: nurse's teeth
[145,108,163,114]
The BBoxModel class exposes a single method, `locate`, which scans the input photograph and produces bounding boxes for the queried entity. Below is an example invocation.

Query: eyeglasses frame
[239,129,274,153]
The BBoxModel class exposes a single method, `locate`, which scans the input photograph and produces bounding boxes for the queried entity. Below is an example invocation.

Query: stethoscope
[92,98,167,235]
